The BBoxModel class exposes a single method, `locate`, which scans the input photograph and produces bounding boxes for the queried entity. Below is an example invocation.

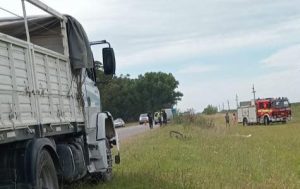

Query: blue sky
[1,0,300,112]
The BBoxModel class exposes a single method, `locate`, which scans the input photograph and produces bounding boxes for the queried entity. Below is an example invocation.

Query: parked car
[114,118,125,128]
[139,113,149,124]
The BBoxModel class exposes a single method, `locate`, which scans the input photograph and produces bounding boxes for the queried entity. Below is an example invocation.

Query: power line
[0,6,22,18]
[0,5,60,35]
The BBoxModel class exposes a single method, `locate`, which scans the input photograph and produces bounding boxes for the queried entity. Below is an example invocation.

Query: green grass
[84,103,300,189]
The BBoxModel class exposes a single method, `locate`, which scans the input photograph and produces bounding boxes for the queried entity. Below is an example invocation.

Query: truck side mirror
[102,47,116,75]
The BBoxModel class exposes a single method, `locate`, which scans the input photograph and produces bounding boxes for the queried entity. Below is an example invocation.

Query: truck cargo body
[0,33,84,142]
[237,105,257,125]
[0,1,119,188]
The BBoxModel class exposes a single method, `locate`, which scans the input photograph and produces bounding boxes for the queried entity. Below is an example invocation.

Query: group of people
[225,112,237,127]
[147,110,167,129]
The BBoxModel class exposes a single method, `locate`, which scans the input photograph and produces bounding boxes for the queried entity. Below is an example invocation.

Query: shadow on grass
[240,122,289,127]
[65,170,194,189]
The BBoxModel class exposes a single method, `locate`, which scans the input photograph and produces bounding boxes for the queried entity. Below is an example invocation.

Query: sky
[1,0,300,112]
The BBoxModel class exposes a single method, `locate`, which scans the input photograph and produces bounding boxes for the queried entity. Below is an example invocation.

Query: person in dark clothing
[158,111,162,127]
[147,112,153,129]
[162,110,167,125]
[225,112,230,127]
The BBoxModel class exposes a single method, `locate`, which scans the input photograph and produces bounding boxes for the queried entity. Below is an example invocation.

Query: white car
[139,113,149,125]
[114,118,125,128]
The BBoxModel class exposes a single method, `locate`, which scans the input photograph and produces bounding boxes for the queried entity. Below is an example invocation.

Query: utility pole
[227,100,230,111]
[252,84,256,102]
[218,104,221,112]
[222,103,224,111]
[236,94,239,109]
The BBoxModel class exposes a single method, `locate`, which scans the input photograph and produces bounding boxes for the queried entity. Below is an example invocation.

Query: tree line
[96,71,183,122]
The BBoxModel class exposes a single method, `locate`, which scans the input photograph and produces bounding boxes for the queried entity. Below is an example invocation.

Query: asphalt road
[116,123,159,141]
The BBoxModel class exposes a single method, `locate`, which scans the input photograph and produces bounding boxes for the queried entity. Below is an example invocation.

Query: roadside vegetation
[82,103,300,189]
[96,71,183,122]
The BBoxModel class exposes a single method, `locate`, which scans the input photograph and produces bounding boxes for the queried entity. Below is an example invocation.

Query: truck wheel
[36,149,59,189]
[243,118,248,126]
[264,116,269,126]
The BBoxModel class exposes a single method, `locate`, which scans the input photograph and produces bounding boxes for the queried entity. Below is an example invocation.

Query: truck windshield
[283,100,290,108]
[272,99,290,108]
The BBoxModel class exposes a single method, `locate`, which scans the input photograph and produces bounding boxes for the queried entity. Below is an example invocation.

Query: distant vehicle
[114,118,125,128]
[153,109,174,124]
[238,97,292,126]
[164,108,174,121]
[139,113,149,124]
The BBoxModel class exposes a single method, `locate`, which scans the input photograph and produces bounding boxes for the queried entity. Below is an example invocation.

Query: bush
[173,113,215,129]
[202,105,218,115]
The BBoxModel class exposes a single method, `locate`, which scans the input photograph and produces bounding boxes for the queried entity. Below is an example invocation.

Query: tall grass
[80,103,300,189]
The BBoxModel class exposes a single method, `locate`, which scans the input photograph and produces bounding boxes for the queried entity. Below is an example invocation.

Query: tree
[96,71,183,121]
[202,105,218,115]
[96,72,136,120]
[135,72,183,113]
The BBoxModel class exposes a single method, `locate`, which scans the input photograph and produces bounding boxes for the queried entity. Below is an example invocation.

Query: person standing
[158,111,162,127]
[232,112,237,125]
[225,112,230,127]
[147,112,153,129]
[162,110,167,125]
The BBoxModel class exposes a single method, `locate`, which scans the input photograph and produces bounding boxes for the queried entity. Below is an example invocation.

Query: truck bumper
[270,117,288,122]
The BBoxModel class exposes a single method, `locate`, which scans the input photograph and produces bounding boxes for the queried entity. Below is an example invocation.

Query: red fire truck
[238,97,292,126]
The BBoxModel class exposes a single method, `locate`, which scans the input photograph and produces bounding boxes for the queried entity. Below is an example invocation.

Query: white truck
[164,108,174,121]
[154,108,173,124]
[0,0,120,188]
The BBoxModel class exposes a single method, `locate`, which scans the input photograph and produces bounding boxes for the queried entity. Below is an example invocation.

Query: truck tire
[243,118,248,126]
[35,149,59,189]
[264,116,269,126]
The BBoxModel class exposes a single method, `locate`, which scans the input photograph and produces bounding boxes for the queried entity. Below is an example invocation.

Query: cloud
[262,44,300,70]
[176,43,300,111]
[177,64,218,74]
[117,16,300,69]
[117,31,275,68]
[177,68,300,112]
